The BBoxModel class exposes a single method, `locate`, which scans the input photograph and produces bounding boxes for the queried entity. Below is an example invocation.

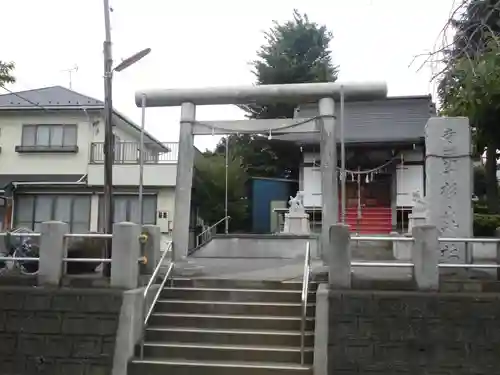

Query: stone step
[148,312,315,331]
[153,299,316,317]
[128,359,312,375]
[133,277,318,374]
[144,327,315,347]
[171,278,319,291]
[137,342,314,364]
[160,287,316,303]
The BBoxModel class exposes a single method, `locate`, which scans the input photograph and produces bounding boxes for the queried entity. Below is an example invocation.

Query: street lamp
[114,48,152,72]
[102,0,150,275]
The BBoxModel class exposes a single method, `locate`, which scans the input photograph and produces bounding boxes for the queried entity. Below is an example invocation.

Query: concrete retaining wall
[328,290,500,374]
[0,286,123,375]
[191,234,318,259]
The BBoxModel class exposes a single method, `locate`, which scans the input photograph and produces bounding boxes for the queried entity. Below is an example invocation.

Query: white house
[0,85,196,246]
[276,95,436,234]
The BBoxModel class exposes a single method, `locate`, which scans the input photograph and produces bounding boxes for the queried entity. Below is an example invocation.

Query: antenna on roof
[61,65,79,89]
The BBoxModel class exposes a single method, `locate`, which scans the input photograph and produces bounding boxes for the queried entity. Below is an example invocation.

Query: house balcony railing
[90,142,178,164]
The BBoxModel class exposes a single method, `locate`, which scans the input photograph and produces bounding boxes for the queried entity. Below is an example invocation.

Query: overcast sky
[2,0,455,151]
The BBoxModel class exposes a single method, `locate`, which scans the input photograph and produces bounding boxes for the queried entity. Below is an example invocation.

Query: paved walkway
[173,257,415,282]
[174,256,496,282]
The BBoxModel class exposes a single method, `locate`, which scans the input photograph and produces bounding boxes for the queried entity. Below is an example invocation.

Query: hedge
[474,214,500,236]
[473,203,489,215]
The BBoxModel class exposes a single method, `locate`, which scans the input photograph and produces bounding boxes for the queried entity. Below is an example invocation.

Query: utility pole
[103,0,114,276]
[139,94,146,226]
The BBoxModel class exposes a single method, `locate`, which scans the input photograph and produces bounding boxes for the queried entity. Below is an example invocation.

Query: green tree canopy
[438,0,500,213]
[244,9,338,119]
[229,9,338,181]
[214,134,300,179]
[442,39,500,212]
[194,10,338,230]
[192,153,248,230]
[231,9,339,180]
[0,61,15,86]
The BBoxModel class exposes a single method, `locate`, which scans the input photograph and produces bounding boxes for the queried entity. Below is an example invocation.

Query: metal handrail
[143,243,172,301]
[300,241,311,365]
[3,230,500,244]
[0,256,146,262]
[195,216,231,247]
[352,235,500,244]
[140,242,174,358]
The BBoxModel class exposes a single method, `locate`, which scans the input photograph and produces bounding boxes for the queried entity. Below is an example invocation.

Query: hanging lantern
[365,174,369,183]
[268,129,272,140]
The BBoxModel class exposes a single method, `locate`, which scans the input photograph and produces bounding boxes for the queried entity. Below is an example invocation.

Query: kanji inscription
[437,128,461,261]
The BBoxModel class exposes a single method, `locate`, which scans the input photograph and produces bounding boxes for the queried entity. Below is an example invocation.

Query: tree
[214,134,300,179]
[435,0,500,213]
[194,10,338,230]
[230,9,338,180]
[441,39,500,212]
[192,153,248,231]
[243,9,338,119]
[0,61,15,86]
[418,0,500,213]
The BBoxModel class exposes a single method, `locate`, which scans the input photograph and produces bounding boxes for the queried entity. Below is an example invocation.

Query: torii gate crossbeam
[135,82,387,262]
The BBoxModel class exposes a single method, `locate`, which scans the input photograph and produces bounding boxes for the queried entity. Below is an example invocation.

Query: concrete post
[142,225,161,274]
[172,102,196,261]
[38,221,68,285]
[313,284,329,375]
[111,222,141,289]
[327,224,351,289]
[391,231,411,261]
[411,224,439,290]
[318,97,337,260]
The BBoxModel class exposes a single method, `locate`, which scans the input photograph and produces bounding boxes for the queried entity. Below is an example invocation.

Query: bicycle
[0,227,40,276]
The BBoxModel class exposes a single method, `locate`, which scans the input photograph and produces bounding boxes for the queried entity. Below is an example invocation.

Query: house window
[18,124,78,151]
[98,195,157,230]
[396,207,411,233]
[15,195,91,233]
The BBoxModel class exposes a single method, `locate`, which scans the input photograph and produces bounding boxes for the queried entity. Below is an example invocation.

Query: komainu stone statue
[288,192,305,215]
[412,190,427,214]
[282,191,310,234]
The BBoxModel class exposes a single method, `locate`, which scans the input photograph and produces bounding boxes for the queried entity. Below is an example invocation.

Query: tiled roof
[0,86,103,109]
[276,95,435,145]
[0,86,168,150]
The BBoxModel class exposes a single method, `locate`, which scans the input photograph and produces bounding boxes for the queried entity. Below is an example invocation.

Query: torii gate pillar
[318,97,337,260]
[173,102,196,261]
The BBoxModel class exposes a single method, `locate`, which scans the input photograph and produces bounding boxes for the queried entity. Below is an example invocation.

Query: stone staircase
[128,278,318,375]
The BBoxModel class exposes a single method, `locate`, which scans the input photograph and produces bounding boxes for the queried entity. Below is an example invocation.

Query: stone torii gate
[135,82,387,261]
